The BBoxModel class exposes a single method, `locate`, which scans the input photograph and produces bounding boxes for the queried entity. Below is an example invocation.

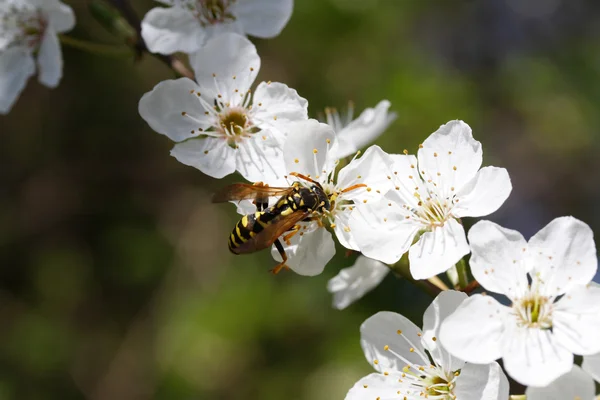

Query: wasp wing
[234,210,311,254]
[212,183,294,203]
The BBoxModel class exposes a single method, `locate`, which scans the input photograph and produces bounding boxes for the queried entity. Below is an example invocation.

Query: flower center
[217,107,253,146]
[409,194,453,230]
[513,292,553,329]
[1,5,46,52]
[192,0,236,26]
[422,373,457,399]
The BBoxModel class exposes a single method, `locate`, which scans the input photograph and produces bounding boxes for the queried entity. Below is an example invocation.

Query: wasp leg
[270,239,290,274]
[289,172,319,185]
[271,240,290,274]
[283,225,301,245]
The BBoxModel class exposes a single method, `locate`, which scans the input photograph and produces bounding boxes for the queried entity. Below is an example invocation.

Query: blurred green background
[2,0,600,398]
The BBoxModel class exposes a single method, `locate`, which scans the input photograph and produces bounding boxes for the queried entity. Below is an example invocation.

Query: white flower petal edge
[270,225,335,276]
[0,47,35,114]
[327,100,397,160]
[525,365,596,400]
[528,216,597,296]
[0,0,75,114]
[138,33,307,181]
[439,294,506,365]
[141,0,293,55]
[583,351,600,383]
[441,217,600,387]
[141,6,204,55]
[453,362,509,400]
[231,0,293,38]
[349,120,511,280]
[326,256,389,310]
[346,291,508,400]
[408,218,470,280]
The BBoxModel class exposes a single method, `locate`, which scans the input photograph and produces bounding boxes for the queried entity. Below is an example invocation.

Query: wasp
[212,173,333,274]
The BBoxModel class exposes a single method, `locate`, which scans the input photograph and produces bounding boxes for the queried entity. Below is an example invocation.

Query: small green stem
[456,258,469,290]
[390,259,441,298]
[59,35,133,58]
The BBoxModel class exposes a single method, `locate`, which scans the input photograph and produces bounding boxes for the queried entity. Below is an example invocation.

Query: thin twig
[60,34,133,57]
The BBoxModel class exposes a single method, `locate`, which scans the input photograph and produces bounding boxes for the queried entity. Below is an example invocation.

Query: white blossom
[327,255,389,310]
[138,33,307,181]
[525,365,597,400]
[349,120,512,280]
[0,0,74,114]
[345,291,509,400]
[141,0,293,55]
[324,100,397,160]
[439,217,600,387]
[268,119,392,276]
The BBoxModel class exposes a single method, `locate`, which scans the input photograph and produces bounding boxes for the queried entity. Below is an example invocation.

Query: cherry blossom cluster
[3,1,600,398]
[135,3,600,396]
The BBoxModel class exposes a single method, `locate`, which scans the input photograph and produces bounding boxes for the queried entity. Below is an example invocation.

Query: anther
[313,149,318,154]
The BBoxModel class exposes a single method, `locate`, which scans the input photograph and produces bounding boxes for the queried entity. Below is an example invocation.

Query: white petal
[452,167,512,218]
[190,33,259,100]
[421,290,467,372]
[44,1,75,33]
[344,373,403,400]
[582,352,600,383]
[467,220,529,298]
[271,227,335,276]
[360,311,430,373]
[138,78,210,142]
[37,31,62,88]
[141,7,203,55]
[502,325,573,387]
[439,294,507,364]
[327,256,389,310]
[231,0,293,38]
[331,100,397,160]
[283,119,335,179]
[348,195,420,265]
[454,362,510,400]
[332,209,360,251]
[171,138,236,179]
[0,47,35,114]
[336,145,398,203]
[418,120,482,197]
[408,219,470,280]
[252,81,308,140]
[234,135,286,182]
[528,216,597,296]
[526,365,596,400]
[553,284,600,356]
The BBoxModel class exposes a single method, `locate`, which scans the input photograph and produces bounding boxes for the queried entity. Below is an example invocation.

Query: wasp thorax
[513,292,553,329]
[194,0,236,26]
